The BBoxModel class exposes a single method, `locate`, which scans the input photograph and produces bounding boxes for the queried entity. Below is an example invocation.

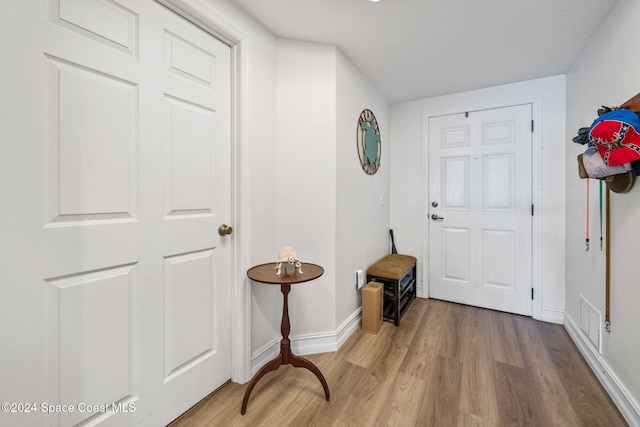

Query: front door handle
[431,214,444,221]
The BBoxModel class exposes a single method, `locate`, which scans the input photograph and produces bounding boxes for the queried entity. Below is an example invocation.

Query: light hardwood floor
[169,298,627,426]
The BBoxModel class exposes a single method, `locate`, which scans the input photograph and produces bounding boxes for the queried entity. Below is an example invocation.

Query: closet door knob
[218,224,233,236]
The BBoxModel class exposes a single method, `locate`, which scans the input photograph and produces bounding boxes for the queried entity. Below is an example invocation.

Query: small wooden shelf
[366,254,417,326]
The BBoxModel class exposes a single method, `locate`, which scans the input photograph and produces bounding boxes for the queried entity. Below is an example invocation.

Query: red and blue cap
[589,109,640,166]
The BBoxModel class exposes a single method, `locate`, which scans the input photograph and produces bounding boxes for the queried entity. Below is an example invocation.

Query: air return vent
[579,294,602,353]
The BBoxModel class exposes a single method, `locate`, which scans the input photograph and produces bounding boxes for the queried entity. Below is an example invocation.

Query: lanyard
[605,186,611,331]
[599,180,603,251]
[585,178,590,251]
[586,179,604,251]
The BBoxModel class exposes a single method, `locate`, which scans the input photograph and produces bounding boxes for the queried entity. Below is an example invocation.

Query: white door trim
[157,0,252,383]
[421,96,544,321]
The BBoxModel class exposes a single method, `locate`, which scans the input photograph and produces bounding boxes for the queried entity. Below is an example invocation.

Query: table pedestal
[241,283,330,415]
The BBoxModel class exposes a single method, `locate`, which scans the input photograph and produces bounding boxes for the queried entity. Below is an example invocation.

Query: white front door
[428,105,532,316]
[1,1,232,426]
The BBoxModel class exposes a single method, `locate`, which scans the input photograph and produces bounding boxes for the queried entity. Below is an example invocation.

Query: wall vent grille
[579,294,602,353]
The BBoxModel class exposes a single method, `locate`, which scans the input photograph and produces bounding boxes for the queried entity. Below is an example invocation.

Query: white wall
[336,49,390,332]
[390,76,567,323]
[275,39,338,336]
[565,0,640,422]
[269,39,390,357]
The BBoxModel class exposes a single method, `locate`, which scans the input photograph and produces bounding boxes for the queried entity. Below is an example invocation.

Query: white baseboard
[249,338,280,377]
[335,307,363,349]
[564,313,640,426]
[250,308,362,375]
[539,305,564,324]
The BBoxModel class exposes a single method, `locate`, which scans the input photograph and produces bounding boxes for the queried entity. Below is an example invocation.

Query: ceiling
[229,0,618,104]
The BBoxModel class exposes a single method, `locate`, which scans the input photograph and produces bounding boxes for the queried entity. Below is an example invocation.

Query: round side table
[241,262,330,415]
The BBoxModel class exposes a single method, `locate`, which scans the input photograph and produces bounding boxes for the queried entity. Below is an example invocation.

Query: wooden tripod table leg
[241,282,330,415]
[240,349,330,415]
[289,353,330,401]
[240,355,282,415]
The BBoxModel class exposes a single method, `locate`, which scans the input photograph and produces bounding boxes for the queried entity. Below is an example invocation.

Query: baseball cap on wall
[576,150,635,193]
[589,109,640,167]
[606,170,635,194]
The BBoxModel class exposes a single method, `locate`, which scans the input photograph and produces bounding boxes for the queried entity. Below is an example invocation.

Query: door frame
[421,97,543,321]
[158,0,252,383]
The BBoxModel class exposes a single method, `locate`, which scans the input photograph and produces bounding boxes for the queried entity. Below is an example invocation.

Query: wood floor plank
[542,320,627,426]
[286,358,366,427]
[374,371,427,426]
[415,355,464,427]
[399,298,445,380]
[456,411,501,427]
[458,306,500,424]
[343,325,394,369]
[488,310,525,368]
[169,298,628,427]
[436,300,466,361]
[511,314,581,426]
[333,306,424,426]
[494,360,549,426]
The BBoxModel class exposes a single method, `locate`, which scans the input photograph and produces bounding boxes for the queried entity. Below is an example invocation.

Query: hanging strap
[599,180,603,251]
[605,186,611,332]
[585,178,590,251]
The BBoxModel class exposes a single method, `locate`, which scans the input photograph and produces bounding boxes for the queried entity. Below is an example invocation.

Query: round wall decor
[357,109,381,175]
